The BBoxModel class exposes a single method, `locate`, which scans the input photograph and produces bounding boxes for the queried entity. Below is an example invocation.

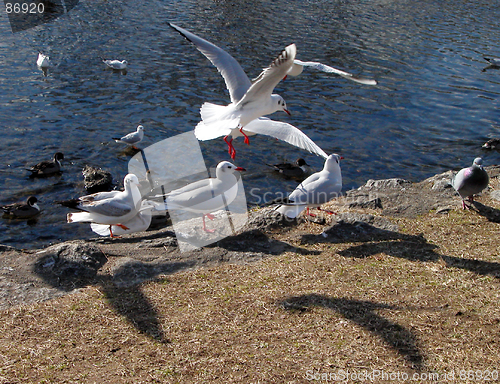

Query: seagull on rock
[451,157,489,209]
[112,125,144,149]
[160,161,245,232]
[276,154,343,218]
[65,174,143,237]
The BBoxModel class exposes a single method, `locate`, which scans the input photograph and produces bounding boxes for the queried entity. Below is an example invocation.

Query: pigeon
[276,154,343,218]
[65,174,143,237]
[27,152,64,177]
[37,52,50,68]
[170,23,303,158]
[102,58,128,70]
[112,125,144,149]
[2,196,40,219]
[159,161,245,232]
[451,157,489,209]
[269,158,312,179]
[287,59,377,85]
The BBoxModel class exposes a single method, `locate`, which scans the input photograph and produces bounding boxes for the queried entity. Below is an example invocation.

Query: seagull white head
[216,161,246,178]
[324,154,343,171]
[124,173,140,187]
[137,125,144,132]
[271,95,291,116]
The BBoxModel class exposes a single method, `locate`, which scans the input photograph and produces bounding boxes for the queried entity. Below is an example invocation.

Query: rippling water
[0,0,499,248]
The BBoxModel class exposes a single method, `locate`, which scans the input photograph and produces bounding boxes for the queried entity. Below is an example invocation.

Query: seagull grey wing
[244,118,328,159]
[170,23,252,103]
[119,131,140,144]
[240,44,296,103]
[84,199,133,217]
[294,60,377,85]
[79,190,121,203]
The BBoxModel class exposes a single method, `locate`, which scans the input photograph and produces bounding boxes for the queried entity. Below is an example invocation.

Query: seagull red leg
[202,213,216,233]
[239,127,250,145]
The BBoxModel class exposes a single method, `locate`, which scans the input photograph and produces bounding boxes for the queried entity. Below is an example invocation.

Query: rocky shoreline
[2,166,499,309]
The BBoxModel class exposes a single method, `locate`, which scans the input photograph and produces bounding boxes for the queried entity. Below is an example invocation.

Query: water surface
[0,0,499,248]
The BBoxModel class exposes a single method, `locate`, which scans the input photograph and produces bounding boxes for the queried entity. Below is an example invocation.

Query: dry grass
[1,203,500,383]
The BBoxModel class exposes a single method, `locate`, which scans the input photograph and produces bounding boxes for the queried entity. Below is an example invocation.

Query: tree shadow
[279,294,424,370]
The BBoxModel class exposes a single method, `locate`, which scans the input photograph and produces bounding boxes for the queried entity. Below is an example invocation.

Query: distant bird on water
[451,157,489,209]
[112,125,144,149]
[2,196,40,219]
[269,158,312,179]
[102,58,128,70]
[482,138,500,150]
[27,152,64,177]
[37,52,50,68]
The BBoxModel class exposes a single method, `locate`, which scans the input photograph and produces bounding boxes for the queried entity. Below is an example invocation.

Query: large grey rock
[34,241,107,287]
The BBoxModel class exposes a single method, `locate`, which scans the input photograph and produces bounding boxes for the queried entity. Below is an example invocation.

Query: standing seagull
[171,24,317,159]
[276,154,343,219]
[286,59,377,85]
[161,161,245,232]
[27,152,64,177]
[2,196,40,219]
[65,174,143,237]
[451,157,489,209]
[112,125,144,149]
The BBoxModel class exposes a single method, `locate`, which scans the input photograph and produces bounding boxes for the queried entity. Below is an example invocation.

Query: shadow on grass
[32,226,306,343]
[302,219,500,278]
[279,294,424,370]
[472,201,500,223]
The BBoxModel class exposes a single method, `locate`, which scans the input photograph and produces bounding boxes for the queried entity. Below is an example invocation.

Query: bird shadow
[301,217,500,278]
[471,201,500,223]
[278,294,424,370]
[33,248,195,343]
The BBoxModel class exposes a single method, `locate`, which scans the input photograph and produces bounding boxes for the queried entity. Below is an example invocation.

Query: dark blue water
[1,0,499,248]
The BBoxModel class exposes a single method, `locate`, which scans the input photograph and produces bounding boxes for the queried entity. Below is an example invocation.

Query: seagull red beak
[284,108,291,116]
[235,167,246,172]
[283,75,288,81]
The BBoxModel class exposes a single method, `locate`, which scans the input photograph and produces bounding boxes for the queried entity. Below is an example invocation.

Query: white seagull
[102,58,128,70]
[112,125,144,149]
[90,200,155,237]
[37,52,50,68]
[287,59,377,85]
[66,174,143,237]
[171,24,326,159]
[276,154,343,218]
[160,161,245,232]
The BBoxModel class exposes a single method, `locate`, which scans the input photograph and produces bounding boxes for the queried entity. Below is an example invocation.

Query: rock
[363,178,411,190]
[349,197,383,209]
[82,165,113,194]
[34,241,107,288]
